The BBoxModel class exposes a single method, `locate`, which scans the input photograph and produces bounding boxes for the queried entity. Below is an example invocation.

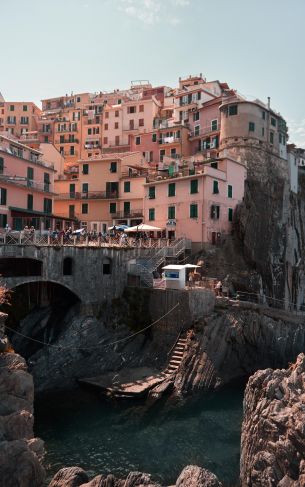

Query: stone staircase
[164,335,188,376]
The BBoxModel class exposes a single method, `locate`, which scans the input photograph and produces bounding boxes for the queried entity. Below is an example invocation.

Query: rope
[4,302,180,351]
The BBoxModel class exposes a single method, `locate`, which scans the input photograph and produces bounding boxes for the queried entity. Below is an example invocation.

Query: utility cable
[4,302,180,351]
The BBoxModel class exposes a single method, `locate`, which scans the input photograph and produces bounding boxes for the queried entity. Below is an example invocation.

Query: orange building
[0,101,41,138]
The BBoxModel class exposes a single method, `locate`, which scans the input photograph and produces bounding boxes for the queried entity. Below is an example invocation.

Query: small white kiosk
[162,264,200,290]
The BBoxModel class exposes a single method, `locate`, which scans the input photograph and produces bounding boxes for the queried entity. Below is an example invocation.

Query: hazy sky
[1,0,305,147]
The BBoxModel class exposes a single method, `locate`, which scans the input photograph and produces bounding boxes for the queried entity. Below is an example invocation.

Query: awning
[125,223,163,233]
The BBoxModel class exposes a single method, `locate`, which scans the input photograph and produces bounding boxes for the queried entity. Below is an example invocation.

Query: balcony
[189,123,220,140]
[159,136,181,145]
[55,138,79,144]
[61,150,78,157]
[20,133,40,143]
[112,209,143,219]
[55,190,119,200]
[55,127,78,133]
[121,169,148,179]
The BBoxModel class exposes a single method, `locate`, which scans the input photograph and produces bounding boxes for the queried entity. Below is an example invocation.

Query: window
[262,111,266,120]
[228,208,233,222]
[127,106,136,114]
[270,131,274,144]
[44,173,50,192]
[69,205,75,219]
[190,204,198,218]
[77,97,81,102]
[0,188,7,206]
[168,206,175,219]
[139,104,144,112]
[110,161,117,173]
[193,112,199,122]
[82,203,88,214]
[20,116,29,124]
[213,180,219,194]
[88,128,92,135]
[109,202,116,213]
[210,204,220,219]
[0,214,7,227]
[129,120,135,130]
[271,117,276,127]
[170,148,176,157]
[63,257,73,276]
[190,179,198,194]
[83,163,89,174]
[149,186,155,199]
[9,105,14,111]
[124,181,130,192]
[168,183,176,197]
[27,167,34,186]
[115,110,119,117]
[82,183,88,193]
[135,136,141,145]
[70,146,75,155]
[228,185,233,198]
[211,161,218,169]
[104,124,108,130]
[115,136,120,146]
[117,99,122,104]
[152,133,157,142]
[124,201,130,215]
[103,257,112,275]
[60,135,65,143]
[114,122,119,129]
[105,112,109,119]
[160,149,165,161]
[0,157,3,174]
[139,118,144,127]
[262,127,265,137]
[23,105,28,111]
[27,194,33,210]
[249,122,255,132]
[149,208,155,221]
[43,198,52,214]
[103,137,108,144]
[194,125,200,136]
[211,119,218,131]
[228,105,238,116]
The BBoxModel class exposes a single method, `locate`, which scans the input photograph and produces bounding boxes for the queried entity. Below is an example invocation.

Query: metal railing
[55,191,119,200]
[235,291,305,314]
[0,232,175,250]
[112,209,143,218]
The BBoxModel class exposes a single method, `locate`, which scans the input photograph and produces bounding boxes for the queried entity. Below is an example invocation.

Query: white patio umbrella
[124,223,163,233]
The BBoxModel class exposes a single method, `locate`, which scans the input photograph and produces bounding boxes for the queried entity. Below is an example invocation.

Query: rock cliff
[0,351,45,487]
[240,353,305,486]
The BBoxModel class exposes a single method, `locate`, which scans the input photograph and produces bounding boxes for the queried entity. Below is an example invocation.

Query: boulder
[176,465,223,487]
[48,466,89,487]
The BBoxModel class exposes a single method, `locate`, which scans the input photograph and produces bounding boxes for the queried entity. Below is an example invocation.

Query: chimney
[267,97,270,110]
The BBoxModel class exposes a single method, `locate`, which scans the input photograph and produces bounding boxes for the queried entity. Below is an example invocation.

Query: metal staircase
[129,238,191,287]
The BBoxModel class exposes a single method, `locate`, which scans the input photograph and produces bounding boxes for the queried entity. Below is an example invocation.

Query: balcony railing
[112,209,143,219]
[55,190,119,200]
[159,137,180,144]
[61,150,78,157]
[55,127,78,133]
[189,123,220,139]
[55,138,79,144]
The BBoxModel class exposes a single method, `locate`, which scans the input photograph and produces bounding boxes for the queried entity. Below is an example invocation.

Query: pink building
[0,134,57,230]
[0,101,41,138]
[144,156,246,251]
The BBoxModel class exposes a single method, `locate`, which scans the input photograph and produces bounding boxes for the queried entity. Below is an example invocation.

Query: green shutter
[124,202,130,214]
[228,208,233,222]
[168,206,175,219]
[149,208,155,221]
[168,183,175,197]
[213,181,219,194]
[228,185,233,198]
[0,188,7,206]
[0,157,4,174]
[149,186,155,199]
[82,203,88,214]
[109,202,116,214]
[27,194,33,210]
[190,179,198,194]
[83,164,89,174]
[190,204,198,218]
[124,181,130,192]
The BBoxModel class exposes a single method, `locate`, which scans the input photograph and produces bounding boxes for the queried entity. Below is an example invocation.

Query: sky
[1,0,305,147]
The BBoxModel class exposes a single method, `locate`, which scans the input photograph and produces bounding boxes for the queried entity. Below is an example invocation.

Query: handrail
[236,290,305,314]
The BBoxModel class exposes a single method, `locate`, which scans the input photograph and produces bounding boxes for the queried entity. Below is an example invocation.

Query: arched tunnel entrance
[2,281,80,359]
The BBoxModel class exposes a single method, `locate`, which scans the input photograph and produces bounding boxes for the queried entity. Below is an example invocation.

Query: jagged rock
[123,471,161,486]
[240,353,305,486]
[48,466,89,487]
[0,352,45,487]
[0,438,45,487]
[80,474,119,487]
[176,465,223,486]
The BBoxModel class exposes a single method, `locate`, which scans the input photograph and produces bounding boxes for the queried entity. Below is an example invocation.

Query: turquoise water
[35,383,244,486]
